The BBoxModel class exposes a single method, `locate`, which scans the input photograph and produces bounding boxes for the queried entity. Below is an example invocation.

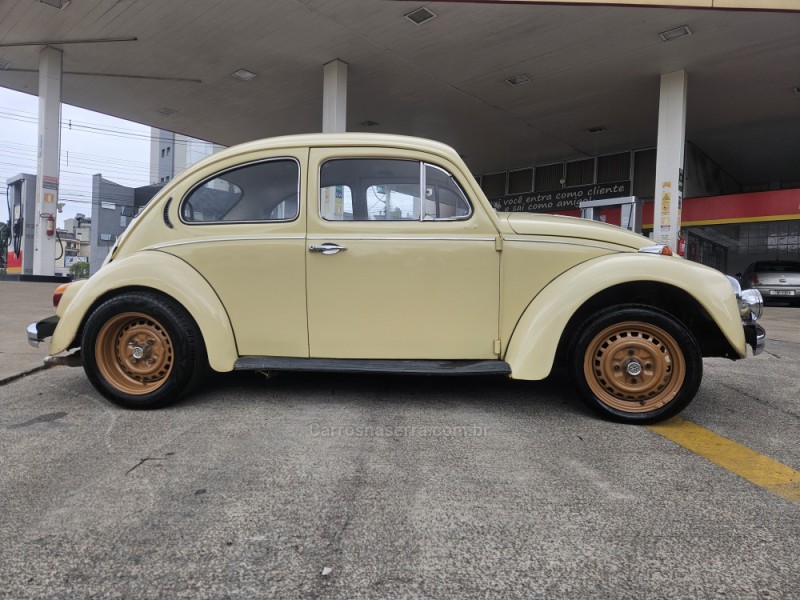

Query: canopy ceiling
[0,1,798,185]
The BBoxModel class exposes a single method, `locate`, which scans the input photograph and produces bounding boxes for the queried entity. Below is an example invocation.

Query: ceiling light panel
[505,74,532,87]
[38,0,71,8]
[405,7,436,26]
[659,25,692,42]
[232,69,257,81]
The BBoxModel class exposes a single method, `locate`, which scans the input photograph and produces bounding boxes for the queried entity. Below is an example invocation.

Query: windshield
[754,261,800,273]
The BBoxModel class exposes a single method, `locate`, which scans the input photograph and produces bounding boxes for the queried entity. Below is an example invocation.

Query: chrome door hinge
[493,339,502,355]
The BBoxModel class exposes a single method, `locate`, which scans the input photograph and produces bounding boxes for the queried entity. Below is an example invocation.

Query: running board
[234,357,511,376]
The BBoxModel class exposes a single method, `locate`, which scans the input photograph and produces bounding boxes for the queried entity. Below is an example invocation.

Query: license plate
[770,290,795,296]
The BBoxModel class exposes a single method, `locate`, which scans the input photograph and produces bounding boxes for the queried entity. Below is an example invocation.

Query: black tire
[81,291,207,409]
[567,305,702,424]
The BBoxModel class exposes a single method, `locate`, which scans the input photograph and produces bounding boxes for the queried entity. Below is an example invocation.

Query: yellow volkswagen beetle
[28,134,765,423]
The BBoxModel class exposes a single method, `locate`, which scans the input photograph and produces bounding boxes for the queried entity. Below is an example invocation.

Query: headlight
[726,275,742,295]
[740,289,763,321]
[728,275,762,321]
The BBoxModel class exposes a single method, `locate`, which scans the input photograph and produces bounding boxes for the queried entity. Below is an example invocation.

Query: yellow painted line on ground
[647,417,800,505]
[502,0,800,11]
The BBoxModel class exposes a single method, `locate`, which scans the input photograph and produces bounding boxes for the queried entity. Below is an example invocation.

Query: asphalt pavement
[1,281,798,599]
[0,281,55,382]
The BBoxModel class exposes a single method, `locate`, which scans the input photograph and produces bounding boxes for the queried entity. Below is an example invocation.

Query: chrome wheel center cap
[131,346,145,360]
[626,361,643,376]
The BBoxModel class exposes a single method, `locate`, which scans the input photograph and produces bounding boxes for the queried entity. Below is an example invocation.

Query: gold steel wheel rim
[95,312,174,395]
[583,321,686,413]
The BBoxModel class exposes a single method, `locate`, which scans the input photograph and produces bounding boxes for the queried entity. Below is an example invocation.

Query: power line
[0,102,222,220]
[0,151,152,179]
[0,164,149,188]
[0,105,156,136]
[0,113,152,142]
[0,107,219,147]
[0,140,153,169]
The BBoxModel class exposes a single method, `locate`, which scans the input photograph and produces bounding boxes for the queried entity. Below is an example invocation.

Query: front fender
[50,250,238,372]
[504,254,744,380]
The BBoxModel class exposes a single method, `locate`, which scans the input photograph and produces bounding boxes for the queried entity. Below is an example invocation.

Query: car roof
[214,132,461,161]
[753,260,800,270]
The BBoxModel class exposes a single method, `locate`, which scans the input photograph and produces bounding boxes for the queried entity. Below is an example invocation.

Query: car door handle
[308,243,347,255]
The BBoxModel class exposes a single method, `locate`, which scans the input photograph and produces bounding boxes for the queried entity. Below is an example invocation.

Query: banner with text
[489,181,631,213]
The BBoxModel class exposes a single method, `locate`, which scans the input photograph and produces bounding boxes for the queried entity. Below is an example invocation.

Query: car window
[754,261,800,273]
[320,158,471,222]
[424,164,471,220]
[181,159,299,223]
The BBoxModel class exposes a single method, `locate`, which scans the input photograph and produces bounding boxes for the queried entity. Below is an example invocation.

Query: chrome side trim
[306,235,495,242]
[503,237,627,253]
[153,235,494,249]
[150,235,305,250]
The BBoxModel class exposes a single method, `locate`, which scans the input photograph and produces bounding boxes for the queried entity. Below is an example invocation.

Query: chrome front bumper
[744,322,766,356]
[726,277,766,356]
[27,315,59,348]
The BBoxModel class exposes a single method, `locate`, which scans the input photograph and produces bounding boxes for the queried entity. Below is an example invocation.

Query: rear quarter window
[181,158,299,223]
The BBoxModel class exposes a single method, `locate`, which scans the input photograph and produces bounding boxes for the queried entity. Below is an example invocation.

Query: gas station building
[1,0,798,277]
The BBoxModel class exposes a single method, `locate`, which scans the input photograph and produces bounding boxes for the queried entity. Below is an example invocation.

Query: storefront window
[684,219,800,274]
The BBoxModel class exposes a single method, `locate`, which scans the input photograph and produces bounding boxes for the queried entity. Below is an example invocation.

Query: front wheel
[81,291,206,409]
[568,305,702,424]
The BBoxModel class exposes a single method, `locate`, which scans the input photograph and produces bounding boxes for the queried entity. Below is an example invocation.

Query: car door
[161,148,309,357]
[306,147,500,359]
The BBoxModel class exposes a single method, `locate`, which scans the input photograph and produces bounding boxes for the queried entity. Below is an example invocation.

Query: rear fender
[50,250,238,372]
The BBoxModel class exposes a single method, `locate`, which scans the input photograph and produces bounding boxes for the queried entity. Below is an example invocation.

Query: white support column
[33,46,63,276]
[653,70,687,252]
[322,59,348,133]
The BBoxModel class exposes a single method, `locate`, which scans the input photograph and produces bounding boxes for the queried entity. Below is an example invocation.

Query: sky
[0,86,152,227]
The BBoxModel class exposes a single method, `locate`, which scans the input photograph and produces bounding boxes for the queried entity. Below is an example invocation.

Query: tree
[69,260,90,280]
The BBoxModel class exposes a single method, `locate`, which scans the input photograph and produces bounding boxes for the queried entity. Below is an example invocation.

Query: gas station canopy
[0,0,798,186]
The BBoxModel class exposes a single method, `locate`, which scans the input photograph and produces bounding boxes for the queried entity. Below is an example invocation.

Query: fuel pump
[5,174,37,275]
[12,209,22,257]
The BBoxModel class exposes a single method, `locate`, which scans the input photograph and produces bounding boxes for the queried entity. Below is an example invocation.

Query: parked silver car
[740,260,800,304]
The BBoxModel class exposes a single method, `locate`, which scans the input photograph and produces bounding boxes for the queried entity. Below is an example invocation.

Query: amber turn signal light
[53,283,70,308]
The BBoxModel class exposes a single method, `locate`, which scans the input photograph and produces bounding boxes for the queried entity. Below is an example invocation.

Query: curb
[0,363,54,387]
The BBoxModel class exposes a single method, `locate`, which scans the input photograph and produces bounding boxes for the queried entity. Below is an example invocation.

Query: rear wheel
[568,305,702,424]
[82,291,206,409]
